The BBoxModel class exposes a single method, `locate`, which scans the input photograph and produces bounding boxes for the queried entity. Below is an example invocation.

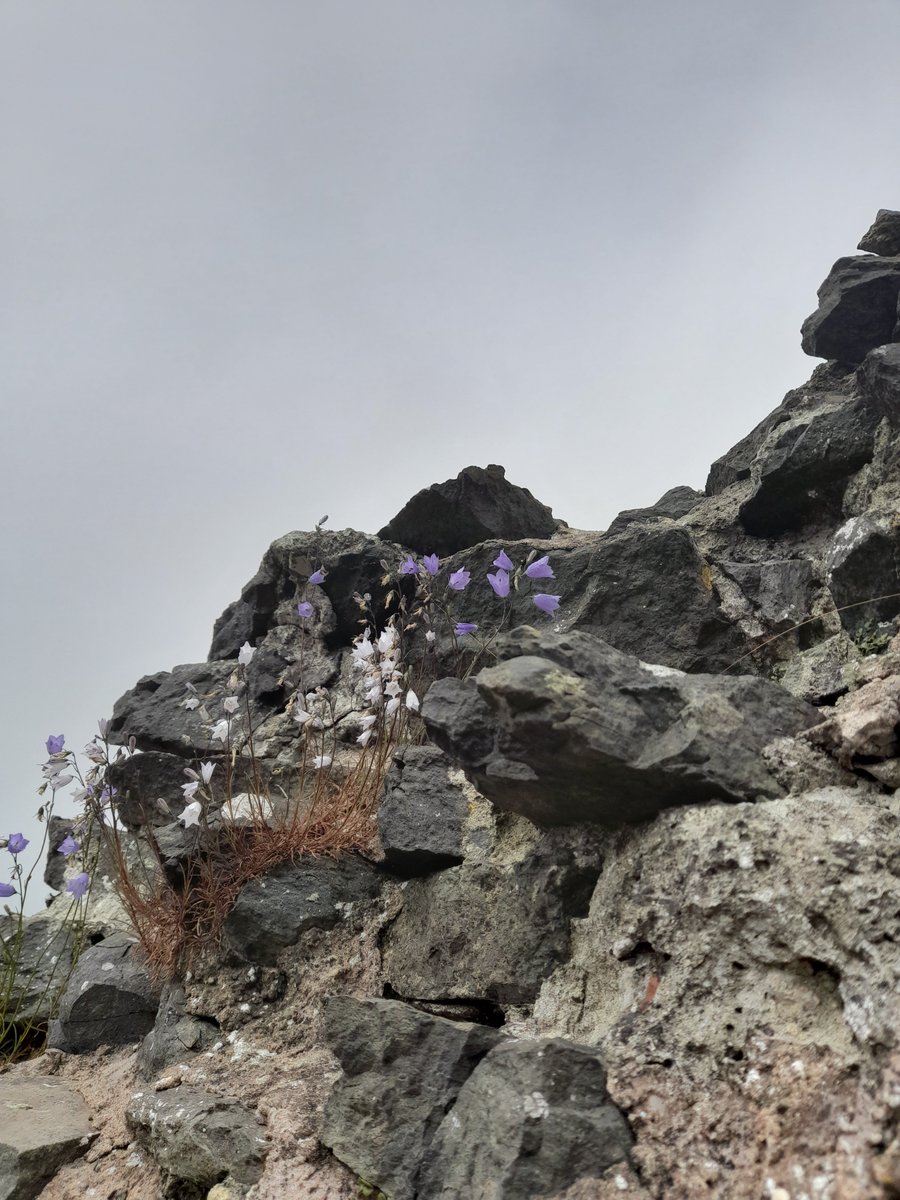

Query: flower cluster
[350,621,419,747]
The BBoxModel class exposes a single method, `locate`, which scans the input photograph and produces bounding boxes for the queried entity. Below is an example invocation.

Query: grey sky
[3,1,900,906]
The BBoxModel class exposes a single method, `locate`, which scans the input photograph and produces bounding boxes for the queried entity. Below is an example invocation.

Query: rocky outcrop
[0,1076,95,1200]
[6,210,900,1200]
[378,463,560,556]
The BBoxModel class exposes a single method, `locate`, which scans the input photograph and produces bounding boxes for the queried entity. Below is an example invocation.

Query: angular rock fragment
[382,833,599,1003]
[0,914,79,1028]
[222,854,384,965]
[858,208,900,256]
[737,399,878,536]
[137,982,219,1079]
[126,1085,267,1193]
[856,342,900,424]
[378,464,559,556]
[0,1076,95,1200]
[48,934,160,1054]
[420,1038,632,1198]
[801,255,900,363]
[825,513,900,639]
[377,745,466,877]
[321,997,501,1200]
[719,558,813,631]
[606,484,704,535]
[423,627,820,827]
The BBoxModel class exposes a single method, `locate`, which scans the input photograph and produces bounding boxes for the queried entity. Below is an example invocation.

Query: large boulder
[423,626,822,827]
[825,512,900,640]
[606,484,704,535]
[321,997,502,1200]
[801,254,900,363]
[419,1038,632,1198]
[382,827,600,1004]
[378,464,559,556]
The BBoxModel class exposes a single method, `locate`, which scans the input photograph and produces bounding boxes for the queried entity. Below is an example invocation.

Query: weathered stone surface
[0,1075,95,1200]
[222,854,384,965]
[137,982,220,1079]
[718,558,813,631]
[210,528,408,659]
[126,1084,267,1192]
[825,512,900,639]
[530,787,900,1197]
[0,914,77,1027]
[423,626,820,827]
[377,746,466,877]
[108,661,239,756]
[705,361,856,496]
[48,934,160,1054]
[606,484,704,535]
[856,342,900,424]
[378,464,559,557]
[737,399,879,536]
[806,672,900,766]
[801,254,900,363]
[108,749,198,827]
[42,815,77,892]
[321,997,501,1200]
[419,1038,632,1199]
[383,826,599,1004]
[858,208,900,256]
[778,632,861,703]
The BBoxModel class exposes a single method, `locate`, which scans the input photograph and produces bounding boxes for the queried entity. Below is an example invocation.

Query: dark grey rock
[210,528,403,658]
[0,1075,95,1200]
[420,1038,632,1199]
[222,854,384,965]
[382,835,600,1004]
[47,934,160,1054]
[606,484,704,535]
[108,750,198,827]
[126,1085,267,1193]
[423,626,820,827]
[377,746,467,877]
[801,254,900,363]
[437,524,748,675]
[738,399,879,537]
[705,362,856,495]
[43,816,77,891]
[856,343,900,425]
[321,996,501,1200]
[778,633,861,704]
[137,983,219,1079]
[0,914,77,1028]
[108,662,237,756]
[825,513,900,639]
[378,464,560,557]
[858,209,900,256]
[719,559,814,631]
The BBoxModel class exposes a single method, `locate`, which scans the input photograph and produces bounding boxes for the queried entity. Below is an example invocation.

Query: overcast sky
[3,0,900,907]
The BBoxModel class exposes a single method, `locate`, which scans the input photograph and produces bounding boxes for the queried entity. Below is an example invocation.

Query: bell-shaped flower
[533,593,561,614]
[7,833,28,855]
[179,801,202,828]
[293,707,312,725]
[210,719,230,743]
[422,554,440,575]
[308,568,326,585]
[182,695,200,711]
[297,600,315,620]
[448,569,470,591]
[493,549,514,571]
[385,696,401,717]
[525,556,554,580]
[65,872,90,899]
[406,689,420,713]
[425,630,436,644]
[400,557,418,575]
[46,734,65,755]
[357,728,374,747]
[223,696,240,714]
[57,835,80,856]
[97,718,110,738]
[181,780,200,801]
[49,774,74,791]
[313,754,332,770]
[200,762,215,785]
[238,641,255,667]
[454,622,478,636]
[0,881,15,898]
[487,569,510,598]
